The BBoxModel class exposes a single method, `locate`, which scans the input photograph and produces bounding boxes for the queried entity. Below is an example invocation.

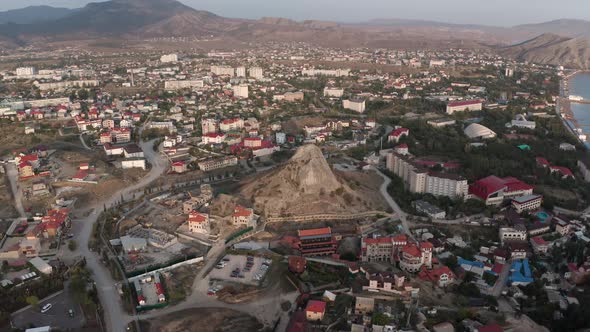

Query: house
[123,144,144,158]
[29,257,53,275]
[232,205,255,227]
[530,236,549,254]
[508,259,533,286]
[171,161,188,174]
[419,266,455,287]
[305,300,326,321]
[388,128,409,143]
[188,211,210,234]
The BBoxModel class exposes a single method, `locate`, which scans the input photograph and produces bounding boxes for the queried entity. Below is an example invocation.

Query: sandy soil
[139,308,263,332]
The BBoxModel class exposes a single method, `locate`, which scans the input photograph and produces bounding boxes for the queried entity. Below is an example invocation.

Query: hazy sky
[2,0,590,26]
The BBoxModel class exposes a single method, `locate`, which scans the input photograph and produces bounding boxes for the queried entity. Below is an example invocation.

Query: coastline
[559,70,590,148]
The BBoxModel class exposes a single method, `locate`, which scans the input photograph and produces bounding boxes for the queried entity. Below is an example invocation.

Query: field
[139,308,263,332]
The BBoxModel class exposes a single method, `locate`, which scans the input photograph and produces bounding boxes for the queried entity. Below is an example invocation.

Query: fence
[266,211,386,223]
[127,256,204,281]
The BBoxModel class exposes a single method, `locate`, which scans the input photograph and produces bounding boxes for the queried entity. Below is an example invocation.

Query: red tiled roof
[298,227,331,237]
[402,243,421,257]
[364,237,392,244]
[477,324,504,332]
[447,99,482,107]
[188,211,208,223]
[532,236,547,245]
[550,166,574,177]
[305,300,326,313]
[233,205,253,218]
[389,127,409,137]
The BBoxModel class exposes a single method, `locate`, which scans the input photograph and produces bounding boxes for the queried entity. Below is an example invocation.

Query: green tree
[25,296,39,309]
[68,240,78,251]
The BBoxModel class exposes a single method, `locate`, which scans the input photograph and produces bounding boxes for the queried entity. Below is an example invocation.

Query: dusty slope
[239,144,384,216]
[500,33,590,69]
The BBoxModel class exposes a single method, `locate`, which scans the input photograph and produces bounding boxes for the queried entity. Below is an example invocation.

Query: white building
[500,226,527,244]
[446,100,483,114]
[302,69,350,77]
[16,67,37,77]
[236,66,246,77]
[121,158,146,170]
[233,84,249,98]
[323,87,344,98]
[164,80,204,90]
[249,67,263,79]
[343,99,366,113]
[201,118,218,135]
[211,65,235,77]
[188,211,210,234]
[511,195,543,213]
[160,54,178,63]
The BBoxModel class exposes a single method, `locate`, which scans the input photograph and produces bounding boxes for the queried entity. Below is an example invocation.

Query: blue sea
[570,73,590,138]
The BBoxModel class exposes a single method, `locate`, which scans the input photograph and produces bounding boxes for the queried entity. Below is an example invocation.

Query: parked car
[68,309,75,317]
[41,303,52,313]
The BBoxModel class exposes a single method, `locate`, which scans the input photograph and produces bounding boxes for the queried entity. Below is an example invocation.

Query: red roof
[550,166,574,177]
[447,99,482,107]
[492,263,504,274]
[389,127,409,137]
[420,242,433,249]
[402,243,421,257]
[233,205,253,218]
[469,176,532,200]
[532,236,547,245]
[535,157,550,167]
[298,227,332,237]
[364,237,392,244]
[305,300,326,313]
[188,211,208,223]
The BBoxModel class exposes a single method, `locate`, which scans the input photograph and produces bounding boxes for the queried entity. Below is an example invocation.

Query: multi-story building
[323,87,344,98]
[361,235,433,273]
[233,84,249,98]
[297,227,337,256]
[236,66,246,77]
[219,117,244,132]
[343,99,366,113]
[499,225,527,244]
[201,133,226,145]
[16,67,37,77]
[248,67,263,79]
[511,194,543,213]
[302,69,350,77]
[210,65,235,77]
[387,152,468,199]
[197,156,238,172]
[445,100,483,114]
[164,80,204,90]
[188,211,210,234]
[201,118,218,135]
[232,205,255,227]
[160,53,178,63]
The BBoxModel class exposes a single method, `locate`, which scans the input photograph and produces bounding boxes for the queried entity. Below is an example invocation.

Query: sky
[1,0,590,26]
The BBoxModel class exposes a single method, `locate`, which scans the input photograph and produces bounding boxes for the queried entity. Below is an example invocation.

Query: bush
[68,240,78,251]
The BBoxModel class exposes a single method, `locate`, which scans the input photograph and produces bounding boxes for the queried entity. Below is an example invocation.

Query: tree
[372,313,390,326]
[77,89,89,100]
[25,296,39,309]
[68,240,78,251]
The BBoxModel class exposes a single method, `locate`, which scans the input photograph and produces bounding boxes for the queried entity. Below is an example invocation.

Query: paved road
[79,134,92,151]
[5,162,26,218]
[11,288,85,330]
[373,167,415,240]
[73,135,169,332]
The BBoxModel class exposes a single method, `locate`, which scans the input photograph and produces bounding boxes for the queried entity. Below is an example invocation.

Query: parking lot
[208,254,271,286]
[11,289,85,330]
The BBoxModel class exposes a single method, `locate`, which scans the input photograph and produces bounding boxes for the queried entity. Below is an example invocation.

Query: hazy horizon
[1,0,589,26]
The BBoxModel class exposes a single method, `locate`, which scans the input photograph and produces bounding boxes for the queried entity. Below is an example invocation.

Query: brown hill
[500,33,590,69]
[239,144,384,216]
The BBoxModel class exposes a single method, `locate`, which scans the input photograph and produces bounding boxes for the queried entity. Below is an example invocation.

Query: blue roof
[458,257,485,268]
[509,259,533,284]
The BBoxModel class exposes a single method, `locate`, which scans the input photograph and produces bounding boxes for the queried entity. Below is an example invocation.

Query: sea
[569,73,590,143]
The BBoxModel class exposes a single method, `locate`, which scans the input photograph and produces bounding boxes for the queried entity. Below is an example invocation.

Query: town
[0,38,589,332]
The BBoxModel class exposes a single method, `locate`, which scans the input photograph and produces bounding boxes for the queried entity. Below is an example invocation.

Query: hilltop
[501,33,590,69]
[239,144,386,216]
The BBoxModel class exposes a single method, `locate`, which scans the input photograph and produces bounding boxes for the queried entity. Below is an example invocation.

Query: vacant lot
[139,308,263,332]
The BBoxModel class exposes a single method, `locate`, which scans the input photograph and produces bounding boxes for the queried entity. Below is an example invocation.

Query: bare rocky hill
[500,33,590,69]
[239,144,384,216]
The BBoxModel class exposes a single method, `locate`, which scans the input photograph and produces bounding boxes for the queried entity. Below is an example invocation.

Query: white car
[41,303,52,313]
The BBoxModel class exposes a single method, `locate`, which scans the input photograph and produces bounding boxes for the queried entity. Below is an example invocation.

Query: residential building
[446,100,483,114]
[388,127,409,143]
[232,205,255,227]
[413,200,446,219]
[386,152,468,199]
[323,87,344,98]
[305,300,326,321]
[343,99,366,113]
[530,236,549,254]
[201,118,218,134]
[249,67,263,79]
[361,235,432,272]
[302,69,350,77]
[164,80,204,90]
[188,211,210,234]
[354,296,375,315]
[160,53,178,63]
[197,156,238,172]
[219,117,244,132]
[211,65,234,77]
[233,84,249,98]
[16,66,37,77]
[236,66,246,77]
[419,266,455,287]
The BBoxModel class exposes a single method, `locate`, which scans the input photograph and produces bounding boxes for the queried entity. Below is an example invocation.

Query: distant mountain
[0,5,75,24]
[514,19,590,39]
[500,33,590,69]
